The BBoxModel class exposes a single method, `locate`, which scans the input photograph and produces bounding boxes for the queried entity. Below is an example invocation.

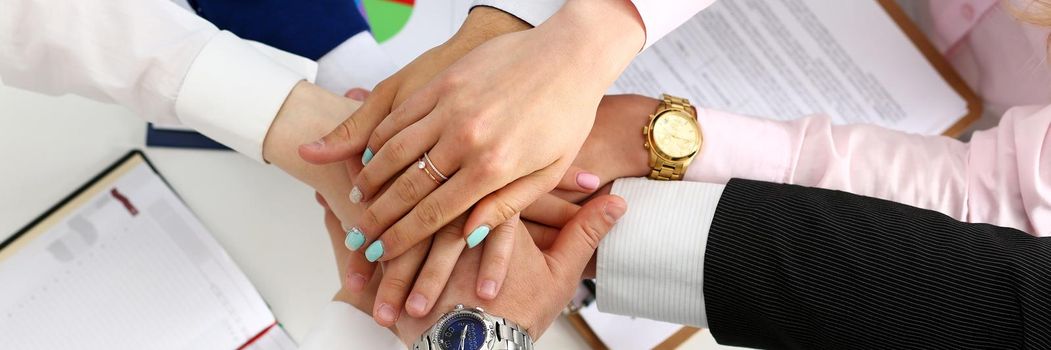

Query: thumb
[298,87,393,164]
[297,114,365,164]
[344,88,371,101]
[545,194,626,283]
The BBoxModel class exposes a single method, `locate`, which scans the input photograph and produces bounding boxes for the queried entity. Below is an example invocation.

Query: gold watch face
[651,111,701,159]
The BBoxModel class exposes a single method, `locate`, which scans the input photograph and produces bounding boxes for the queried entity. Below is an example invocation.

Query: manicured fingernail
[406,293,428,315]
[344,227,365,251]
[365,240,384,262]
[466,225,491,249]
[376,303,397,324]
[604,201,627,222]
[361,147,374,165]
[576,172,600,190]
[478,280,498,300]
[349,186,362,203]
[346,89,368,101]
[347,273,367,292]
[303,139,324,150]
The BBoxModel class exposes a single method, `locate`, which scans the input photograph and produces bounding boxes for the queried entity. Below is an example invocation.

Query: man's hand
[329,195,627,346]
[552,94,657,202]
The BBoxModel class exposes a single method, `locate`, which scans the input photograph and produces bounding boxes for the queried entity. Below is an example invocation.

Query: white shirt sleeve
[631,0,716,49]
[299,301,403,350]
[0,0,317,161]
[596,178,724,327]
[470,0,566,27]
[471,0,716,49]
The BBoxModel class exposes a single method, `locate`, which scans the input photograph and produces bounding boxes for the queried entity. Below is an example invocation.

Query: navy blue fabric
[190,0,370,60]
[146,124,229,150]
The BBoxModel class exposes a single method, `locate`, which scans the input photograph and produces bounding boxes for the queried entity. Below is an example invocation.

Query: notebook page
[611,0,967,135]
[0,160,275,350]
[243,325,297,350]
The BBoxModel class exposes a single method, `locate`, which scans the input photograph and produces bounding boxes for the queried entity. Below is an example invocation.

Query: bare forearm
[535,0,646,89]
[455,6,532,47]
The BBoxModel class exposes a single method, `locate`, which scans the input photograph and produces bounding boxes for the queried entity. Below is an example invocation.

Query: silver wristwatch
[412,304,533,350]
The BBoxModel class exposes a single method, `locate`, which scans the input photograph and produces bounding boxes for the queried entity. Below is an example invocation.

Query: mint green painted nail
[466,225,491,249]
[361,147,374,165]
[365,240,384,262]
[345,227,365,251]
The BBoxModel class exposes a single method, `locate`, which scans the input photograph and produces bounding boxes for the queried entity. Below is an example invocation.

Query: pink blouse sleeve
[685,105,1051,235]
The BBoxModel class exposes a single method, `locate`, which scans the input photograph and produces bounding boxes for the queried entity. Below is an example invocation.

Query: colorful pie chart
[355,0,414,43]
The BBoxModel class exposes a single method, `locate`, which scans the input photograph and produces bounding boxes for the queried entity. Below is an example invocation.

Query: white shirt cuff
[597,178,724,327]
[299,301,402,350]
[631,0,716,50]
[471,0,565,27]
[174,31,318,162]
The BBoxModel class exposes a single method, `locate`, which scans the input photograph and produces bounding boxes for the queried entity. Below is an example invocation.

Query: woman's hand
[296,6,530,172]
[300,1,645,271]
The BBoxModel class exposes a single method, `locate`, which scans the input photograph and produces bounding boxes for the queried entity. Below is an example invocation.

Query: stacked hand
[299,1,645,323]
[321,89,655,339]
[311,86,658,327]
[318,187,627,345]
[289,1,661,340]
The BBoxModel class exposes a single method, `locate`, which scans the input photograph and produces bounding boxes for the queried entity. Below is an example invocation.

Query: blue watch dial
[438,314,487,350]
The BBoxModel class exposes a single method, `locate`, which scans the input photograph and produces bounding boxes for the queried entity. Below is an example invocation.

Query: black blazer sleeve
[703,179,1051,350]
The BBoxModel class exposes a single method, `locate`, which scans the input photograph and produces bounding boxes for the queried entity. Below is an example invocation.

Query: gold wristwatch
[643,94,702,180]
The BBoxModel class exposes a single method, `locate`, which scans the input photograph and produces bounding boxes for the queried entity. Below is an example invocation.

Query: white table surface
[0,84,729,349]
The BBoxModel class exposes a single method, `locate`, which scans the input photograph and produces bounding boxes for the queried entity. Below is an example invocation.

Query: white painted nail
[349,186,362,204]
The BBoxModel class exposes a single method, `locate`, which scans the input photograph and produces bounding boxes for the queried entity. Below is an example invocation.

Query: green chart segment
[360,0,414,43]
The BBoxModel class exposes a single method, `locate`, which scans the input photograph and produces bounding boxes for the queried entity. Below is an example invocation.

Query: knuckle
[436,224,462,241]
[455,130,482,149]
[413,200,446,229]
[390,103,409,119]
[360,208,381,234]
[578,222,605,252]
[558,204,577,224]
[384,138,409,162]
[344,115,361,134]
[380,227,409,253]
[413,269,446,293]
[333,118,354,144]
[380,274,412,294]
[474,158,510,178]
[393,177,420,204]
[438,70,466,91]
[374,79,395,94]
[491,199,519,223]
[457,119,489,148]
[485,252,510,270]
[356,169,374,188]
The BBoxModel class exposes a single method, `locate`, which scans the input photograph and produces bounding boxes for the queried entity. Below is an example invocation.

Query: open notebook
[0,151,295,350]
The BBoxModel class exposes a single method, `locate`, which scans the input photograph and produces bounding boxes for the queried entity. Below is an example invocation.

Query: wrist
[593,95,656,179]
[537,0,645,79]
[261,81,362,230]
[447,6,531,54]
[404,303,535,349]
